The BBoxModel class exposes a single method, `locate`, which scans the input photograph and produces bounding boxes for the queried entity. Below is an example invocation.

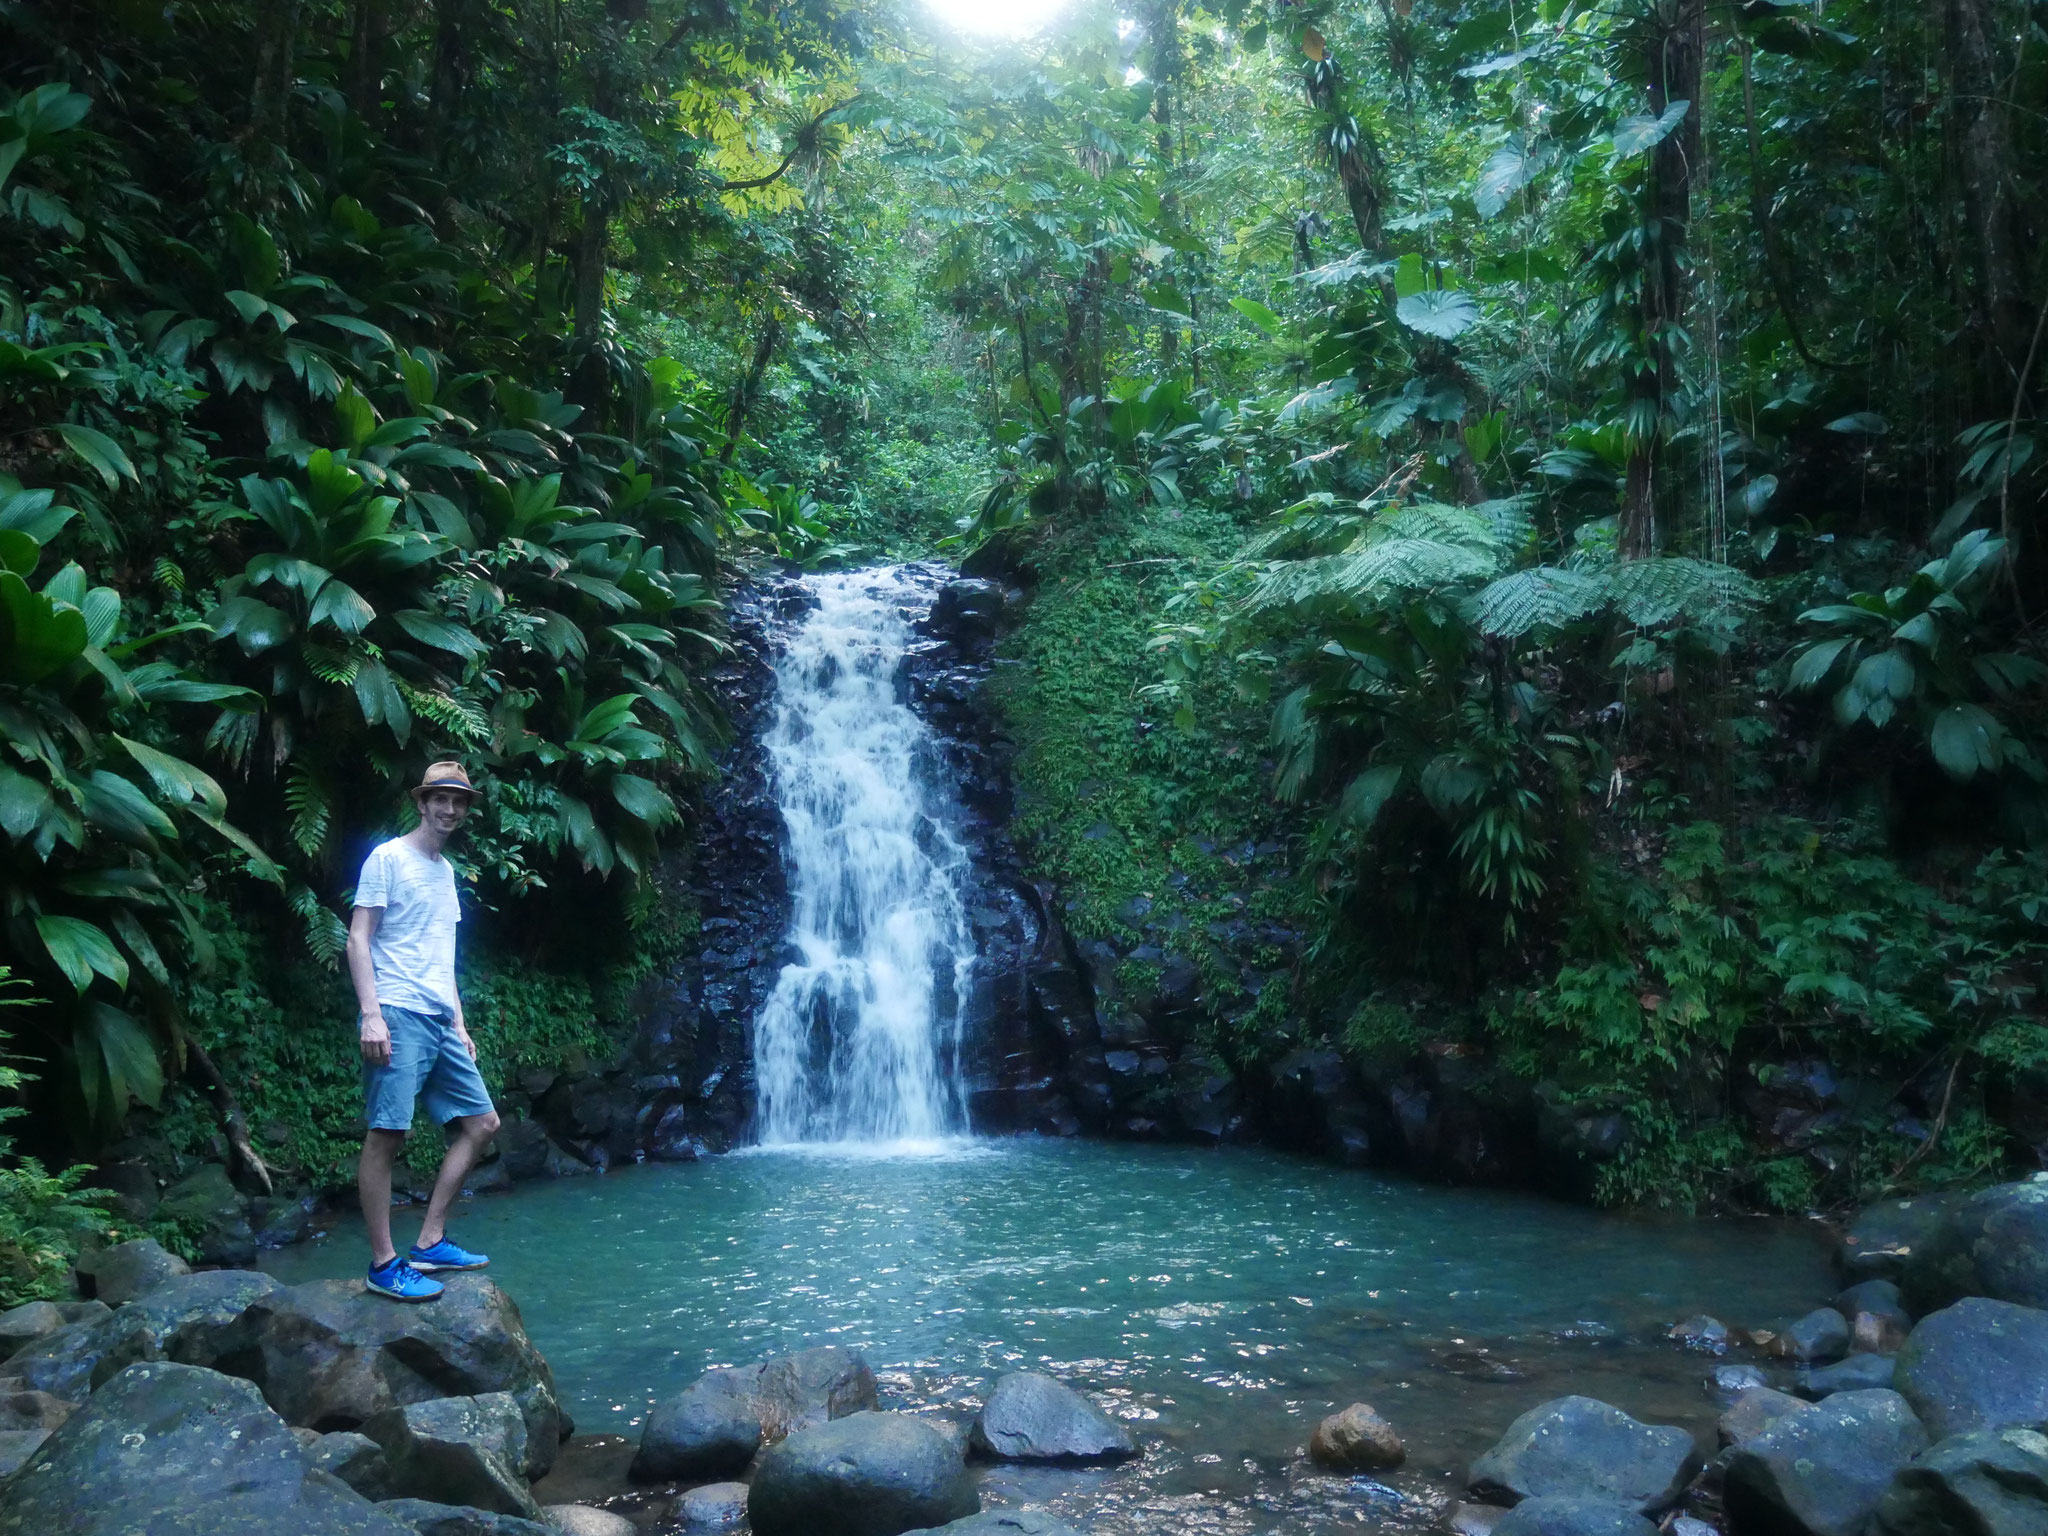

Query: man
[346,760,501,1302]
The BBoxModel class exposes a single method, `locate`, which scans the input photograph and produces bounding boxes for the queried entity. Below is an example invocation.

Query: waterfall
[751,568,976,1146]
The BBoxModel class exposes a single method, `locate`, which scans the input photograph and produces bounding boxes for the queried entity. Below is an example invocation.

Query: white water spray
[751,569,976,1145]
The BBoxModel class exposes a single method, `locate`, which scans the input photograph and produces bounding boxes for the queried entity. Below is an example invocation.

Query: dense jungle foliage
[0,0,2044,1291]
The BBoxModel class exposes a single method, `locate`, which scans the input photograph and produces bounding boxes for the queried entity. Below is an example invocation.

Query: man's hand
[452,1022,477,1060]
[359,1011,391,1066]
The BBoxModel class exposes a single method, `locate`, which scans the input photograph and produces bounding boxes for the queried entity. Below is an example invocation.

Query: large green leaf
[0,764,54,839]
[611,774,678,826]
[1395,290,1481,341]
[392,609,489,659]
[37,915,129,994]
[1610,99,1691,158]
[1929,704,2004,780]
[0,570,89,682]
[1336,764,1404,829]
[1474,138,1546,219]
[55,424,139,488]
[80,1001,163,1111]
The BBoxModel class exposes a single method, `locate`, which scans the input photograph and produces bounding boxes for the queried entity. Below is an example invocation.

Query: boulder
[0,1301,75,1360]
[1836,1195,1955,1285]
[1707,1364,1773,1407]
[630,1345,877,1482]
[1900,1175,2048,1312]
[1894,1296,2048,1438]
[0,1430,47,1479]
[1872,1425,2048,1536]
[1834,1279,1912,1353]
[1467,1397,1700,1515]
[1769,1308,1851,1364]
[1492,1497,1659,1536]
[0,1389,73,1433]
[155,1163,257,1266]
[901,1515,1082,1536]
[5,1319,110,1400]
[540,1506,635,1536]
[0,1361,414,1535]
[86,1267,284,1387]
[1667,1316,1730,1356]
[1722,1388,1928,1536]
[314,1430,396,1499]
[969,1371,1138,1464]
[1796,1352,1895,1399]
[677,1482,750,1527]
[78,1236,189,1305]
[1308,1402,1405,1471]
[216,1274,565,1475]
[368,1391,540,1520]
[375,1499,554,1536]
[749,1412,979,1536]
[1718,1387,1813,1449]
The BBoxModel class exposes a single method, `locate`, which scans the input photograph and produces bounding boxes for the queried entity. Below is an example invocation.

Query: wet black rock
[1668,1316,1730,1356]
[968,1371,1139,1464]
[1492,1497,1659,1536]
[376,1498,553,1536]
[1722,1388,1928,1536]
[0,1299,102,1361]
[154,1163,257,1266]
[313,1429,396,1499]
[1717,1386,1813,1448]
[1707,1365,1773,1407]
[748,1412,979,1536]
[1468,1397,1700,1515]
[1871,1425,2048,1536]
[630,1344,878,1483]
[0,1360,414,1536]
[903,1514,1082,1536]
[86,1267,284,1389]
[77,1236,189,1305]
[1796,1352,1896,1399]
[367,1391,540,1519]
[1894,1296,2048,1438]
[1897,1175,2048,1313]
[1773,1308,1851,1365]
[1835,1196,1955,1285]
[1833,1279,1913,1355]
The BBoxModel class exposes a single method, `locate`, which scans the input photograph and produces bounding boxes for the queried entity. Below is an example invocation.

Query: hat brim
[410,781,479,802]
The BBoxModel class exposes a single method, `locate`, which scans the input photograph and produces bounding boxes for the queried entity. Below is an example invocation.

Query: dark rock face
[0,1360,414,1536]
[1835,1196,1955,1285]
[1796,1353,1896,1399]
[77,1236,189,1306]
[0,1387,74,1432]
[968,1371,1139,1464]
[630,1344,878,1483]
[313,1430,396,1499]
[87,1267,284,1388]
[1773,1308,1851,1365]
[1467,1397,1701,1515]
[0,1299,99,1361]
[156,1163,257,1266]
[1718,1387,1814,1449]
[748,1412,979,1536]
[1894,1296,2048,1439]
[368,1391,539,1519]
[1492,1497,1659,1536]
[1897,1176,2048,1313]
[1872,1426,2048,1536]
[214,1274,565,1473]
[375,1498,554,1536]
[1721,1388,1928,1536]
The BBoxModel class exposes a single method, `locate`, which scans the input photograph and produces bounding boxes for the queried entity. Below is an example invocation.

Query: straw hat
[409,759,479,803]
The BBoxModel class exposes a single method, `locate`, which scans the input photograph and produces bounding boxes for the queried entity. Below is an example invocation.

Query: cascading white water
[751,568,976,1146]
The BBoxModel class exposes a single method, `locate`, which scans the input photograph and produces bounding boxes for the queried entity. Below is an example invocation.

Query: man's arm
[450,989,475,1059]
[347,905,390,1065]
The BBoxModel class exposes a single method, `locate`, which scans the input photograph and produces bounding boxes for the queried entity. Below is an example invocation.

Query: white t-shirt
[354,836,462,1019]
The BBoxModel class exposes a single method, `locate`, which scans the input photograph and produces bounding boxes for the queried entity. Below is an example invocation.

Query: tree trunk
[1151,0,1182,372]
[345,0,385,123]
[1620,0,1703,559]
[720,315,784,464]
[184,1040,274,1198]
[247,0,304,149]
[1944,0,2032,406]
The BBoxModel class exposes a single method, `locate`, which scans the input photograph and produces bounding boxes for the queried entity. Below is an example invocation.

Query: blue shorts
[364,1005,495,1131]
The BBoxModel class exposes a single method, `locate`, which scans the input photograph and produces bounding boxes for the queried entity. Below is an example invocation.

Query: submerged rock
[0,1360,413,1536]
[368,1391,540,1520]
[749,1412,978,1536]
[1467,1396,1700,1515]
[630,1344,877,1482]
[677,1482,750,1527]
[1706,1364,1772,1406]
[1894,1296,2048,1438]
[539,1505,636,1536]
[1492,1497,1658,1536]
[969,1371,1139,1464]
[1668,1316,1730,1356]
[1308,1402,1405,1471]
[1721,1388,1928,1536]
[902,1514,1082,1536]
[78,1236,190,1306]
[1872,1425,2048,1536]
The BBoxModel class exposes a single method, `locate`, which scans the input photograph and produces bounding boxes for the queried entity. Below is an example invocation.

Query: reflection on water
[262,1138,1831,1533]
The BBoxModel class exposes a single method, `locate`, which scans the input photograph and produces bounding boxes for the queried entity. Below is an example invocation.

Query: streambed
[262,1138,1831,1533]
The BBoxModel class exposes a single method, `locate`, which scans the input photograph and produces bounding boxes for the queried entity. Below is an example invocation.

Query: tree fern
[1471,566,1610,637]
[287,885,347,967]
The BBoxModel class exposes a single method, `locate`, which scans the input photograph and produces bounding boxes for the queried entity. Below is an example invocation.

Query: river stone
[1467,1396,1701,1515]
[749,1412,979,1536]
[0,1430,47,1478]
[1901,1176,2048,1313]
[901,1514,1082,1536]
[86,1266,284,1387]
[315,1430,397,1499]
[1895,1296,2048,1438]
[1872,1425,2048,1536]
[1722,1388,1928,1536]
[376,1498,554,1536]
[368,1390,540,1519]
[0,1301,75,1360]
[5,1318,111,1400]
[1707,1364,1773,1406]
[970,1371,1138,1464]
[678,1482,750,1527]
[631,1344,877,1482]
[1309,1402,1405,1471]
[1492,1497,1659,1536]
[156,1163,258,1266]
[1771,1307,1851,1364]
[540,1505,635,1536]
[1797,1352,1896,1398]
[218,1273,565,1475]
[0,1360,414,1535]
[1837,1196,1955,1285]
[1718,1386,1814,1448]
[1668,1316,1730,1356]
[0,1388,73,1432]
[79,1236,190,1305]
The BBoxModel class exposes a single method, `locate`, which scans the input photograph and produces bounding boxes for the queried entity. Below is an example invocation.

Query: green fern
[284,766,333,859]
[1472,566,1610,638]
[287,885,348,968]
[395,681,490,742]
[301,644,361,686]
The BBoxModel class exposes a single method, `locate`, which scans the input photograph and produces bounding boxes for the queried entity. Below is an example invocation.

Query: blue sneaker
[366,1256,443,1302]
[408,1236,490,1273]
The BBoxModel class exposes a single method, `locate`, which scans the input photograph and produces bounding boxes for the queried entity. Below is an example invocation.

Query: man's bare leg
[415,1110,500,1251]
[358,1129,409,1267]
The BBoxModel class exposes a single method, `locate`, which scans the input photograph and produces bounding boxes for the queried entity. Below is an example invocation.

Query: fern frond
[287,885,347,968]
[1605,558,1761,628]
[395,681,490,742]
[1472,566,1609,638]
[284,766,333,859]
[152,557,185,595]
[1367,501,1503,553]
[302,643,361,686]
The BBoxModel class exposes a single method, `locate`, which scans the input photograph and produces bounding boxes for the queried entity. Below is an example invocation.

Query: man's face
[420,789,472,836]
